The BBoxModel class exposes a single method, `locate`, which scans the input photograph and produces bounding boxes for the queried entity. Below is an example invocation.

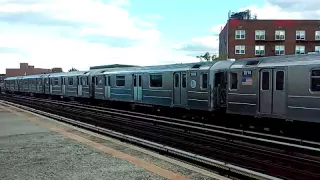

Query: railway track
[1,94,320,180]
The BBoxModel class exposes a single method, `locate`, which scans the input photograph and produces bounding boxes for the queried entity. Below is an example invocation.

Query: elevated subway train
[4,54,320,124]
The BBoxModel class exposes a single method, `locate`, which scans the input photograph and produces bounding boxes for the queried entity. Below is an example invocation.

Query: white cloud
[0,0,197,73]
[175,0,320,58]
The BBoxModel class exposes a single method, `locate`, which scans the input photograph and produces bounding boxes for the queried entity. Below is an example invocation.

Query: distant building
[5,63,51,77]
[219,10,320,59]
[90,64,138,70]
[51,67,63,73]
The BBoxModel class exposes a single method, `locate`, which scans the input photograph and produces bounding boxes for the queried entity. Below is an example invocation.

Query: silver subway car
[227,54,320,123]
[4,76,23,92]
[92,60,233,111]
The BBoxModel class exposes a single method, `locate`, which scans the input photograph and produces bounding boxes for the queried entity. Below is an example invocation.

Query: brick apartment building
[219,10,320,59]
[5,63,51,77]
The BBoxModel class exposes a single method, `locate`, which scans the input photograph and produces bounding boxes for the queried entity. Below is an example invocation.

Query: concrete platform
[0,102,230,180]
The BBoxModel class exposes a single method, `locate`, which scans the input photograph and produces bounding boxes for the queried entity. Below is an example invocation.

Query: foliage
[68,67,79,72]
[196,52,224,61]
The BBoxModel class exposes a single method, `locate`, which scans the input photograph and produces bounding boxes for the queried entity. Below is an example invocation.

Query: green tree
[196,52,211,61]
[68,67,78,72]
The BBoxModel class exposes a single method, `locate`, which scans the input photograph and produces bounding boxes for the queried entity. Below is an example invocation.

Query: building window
[149,74,162,87]
[315,46,320,53]
[275,30,285,40]
[311,69,320,91]
[255,45,265,55]
[116,75,125,86]
[230,73,238,90]
[295,45,305,54]
[275,45,285,55]
[296,30,305,40]
[235,30,245,39]
[235,45,245,54]
[255,30,265,40]
[315,31,320,40]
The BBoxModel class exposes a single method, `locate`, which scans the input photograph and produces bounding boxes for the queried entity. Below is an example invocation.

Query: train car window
[276,71,284,90]
[116,76,125,86]
[230,73,238,90]
[262,72,269,90]
[108,76,111,86]
[54,78,59,86]
[174,74,179,87]
[150,74,162,87]
[311,69,320,91]
[202,73,208,89]
[182,73,187,88]
[139,75,142,87]
[68,77,74,85]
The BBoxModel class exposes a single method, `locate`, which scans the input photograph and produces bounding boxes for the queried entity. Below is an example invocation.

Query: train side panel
[142,71,173,107]
[286,65,320,123]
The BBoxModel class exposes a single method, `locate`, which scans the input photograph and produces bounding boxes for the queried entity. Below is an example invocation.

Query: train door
[173,72,187,105]
[259,68,286,115]
[77,76,83,96]
[133,74,142,101]
[105,75,111,99]
[61,77,66,95]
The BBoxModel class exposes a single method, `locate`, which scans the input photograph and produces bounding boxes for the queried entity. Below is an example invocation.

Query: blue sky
[126,0,263,42]
[0,0,318,73]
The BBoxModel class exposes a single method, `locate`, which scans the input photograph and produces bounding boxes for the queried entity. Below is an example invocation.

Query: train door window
[201,73,208,89]
[139,75,142,87]
[97,76,103,85]
[150,74,162,87]
[53,78,58,86]
[311,69,320,91]
[116,75,125,86]
[104,76,107,86]
[262,72,269,90]
[95,77,98,86]
[174,74,179,87]
[82,77,87,86]
[77,77,80,85]
[68,77,73,85]
[230,73,238,90]
[133,75,137,87]
[182,73,187,88]
[108,76,111,86]
[276,71,284,90]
